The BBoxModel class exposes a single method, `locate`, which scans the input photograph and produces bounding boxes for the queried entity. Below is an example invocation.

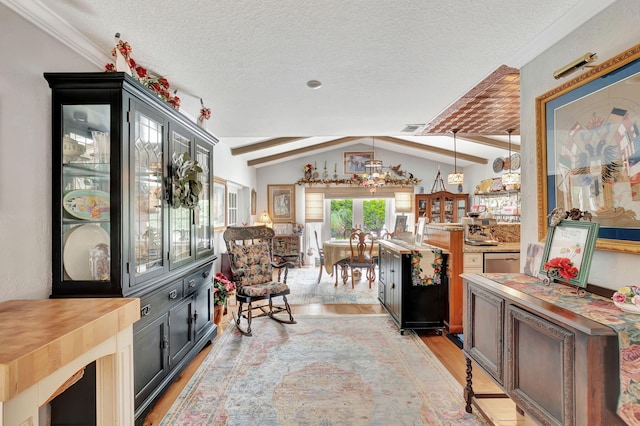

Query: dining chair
[339,229,376,289]
[314,230,325,283]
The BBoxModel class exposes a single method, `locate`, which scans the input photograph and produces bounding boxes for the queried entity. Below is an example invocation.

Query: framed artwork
[268,184,295,223]
[393,215,408,235]
[344,151,374,174]
[213,177,227,231]
[250,188,256,216]
[538,220,599,289]
[523,243,544,278]
[536,42,640,253]
[415,217,426,246]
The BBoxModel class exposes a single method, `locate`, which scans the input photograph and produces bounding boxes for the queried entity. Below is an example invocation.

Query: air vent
[401,123,425,133]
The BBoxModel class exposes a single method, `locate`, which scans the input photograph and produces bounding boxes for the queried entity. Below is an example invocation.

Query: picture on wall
[268,184,296,223]
[344,151,374,174]
[536,42,640,253]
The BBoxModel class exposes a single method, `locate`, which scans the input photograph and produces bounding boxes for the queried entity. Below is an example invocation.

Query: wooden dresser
[461,273,622,425]
[273,234,303,267]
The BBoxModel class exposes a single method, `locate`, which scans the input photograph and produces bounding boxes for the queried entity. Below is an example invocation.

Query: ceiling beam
[457,135,520,153]
[231,137,306,155]
[247,136,363,166]
[377,136,488,164]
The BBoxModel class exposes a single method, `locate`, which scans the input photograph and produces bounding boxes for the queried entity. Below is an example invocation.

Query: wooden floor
[143,302,536,425]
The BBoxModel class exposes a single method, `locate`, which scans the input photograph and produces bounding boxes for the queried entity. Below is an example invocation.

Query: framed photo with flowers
[539,219,599,289]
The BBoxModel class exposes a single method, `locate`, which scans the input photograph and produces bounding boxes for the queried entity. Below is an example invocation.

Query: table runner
[480,273,639,425]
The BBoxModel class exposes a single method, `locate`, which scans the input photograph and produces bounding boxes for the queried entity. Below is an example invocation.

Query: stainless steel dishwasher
[483,252,520,273]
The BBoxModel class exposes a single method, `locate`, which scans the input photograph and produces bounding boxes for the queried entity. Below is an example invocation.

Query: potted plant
[213,272,236,324]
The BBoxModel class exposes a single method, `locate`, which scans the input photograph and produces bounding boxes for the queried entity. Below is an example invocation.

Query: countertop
[380,239,450,254]
[462,242,520,253]
[0,298,140,401]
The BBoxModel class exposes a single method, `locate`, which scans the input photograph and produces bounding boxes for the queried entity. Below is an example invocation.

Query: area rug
[283,266,379,305]
[160,315,486,425]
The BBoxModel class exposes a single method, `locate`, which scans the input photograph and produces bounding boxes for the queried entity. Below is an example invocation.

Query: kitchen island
[377,239,448,334]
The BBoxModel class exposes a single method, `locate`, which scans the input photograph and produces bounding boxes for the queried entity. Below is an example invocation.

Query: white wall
[520,0,640,290]
[0,4,254,301]
[255,140,465,220]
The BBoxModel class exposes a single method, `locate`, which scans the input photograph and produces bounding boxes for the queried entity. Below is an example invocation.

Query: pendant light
[502,129,521,185]
[363,136,386,194]
[447,129,464,185]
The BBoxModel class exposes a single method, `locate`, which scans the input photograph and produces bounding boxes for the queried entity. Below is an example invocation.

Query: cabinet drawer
[463,253,482,267]
[137,281,183,328]
[183,265,213,296]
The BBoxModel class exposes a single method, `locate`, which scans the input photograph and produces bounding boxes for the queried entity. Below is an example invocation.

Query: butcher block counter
[0,298,140,426]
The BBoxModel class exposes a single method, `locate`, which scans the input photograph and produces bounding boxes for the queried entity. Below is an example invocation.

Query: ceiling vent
[401,123,425,133]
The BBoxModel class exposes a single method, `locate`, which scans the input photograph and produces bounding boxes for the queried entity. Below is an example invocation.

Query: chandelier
[447,129,464,184]
[502,129,521,185]
[362,137,387,193]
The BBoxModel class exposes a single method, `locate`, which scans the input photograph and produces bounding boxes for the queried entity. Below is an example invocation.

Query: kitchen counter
[463,242,520,253]
[382,238,450,254]
[0,298,140,425]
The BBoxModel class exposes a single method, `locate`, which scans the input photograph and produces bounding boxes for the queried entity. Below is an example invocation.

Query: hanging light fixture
[447,129,464,185]
[502,129,521,185]
[362,137,386,194]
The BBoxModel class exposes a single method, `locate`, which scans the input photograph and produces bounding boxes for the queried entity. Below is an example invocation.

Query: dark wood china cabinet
[45,72,218,423]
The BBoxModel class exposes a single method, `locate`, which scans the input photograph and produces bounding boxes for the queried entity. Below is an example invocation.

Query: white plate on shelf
[63,224,110,280]
[614,301,640,314]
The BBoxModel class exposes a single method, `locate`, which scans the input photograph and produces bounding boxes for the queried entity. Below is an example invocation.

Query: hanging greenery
[169,152,203,209]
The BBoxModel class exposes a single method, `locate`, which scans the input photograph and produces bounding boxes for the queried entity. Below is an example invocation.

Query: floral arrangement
[411,250,444,286]
[303,164,313,173]
[105,34,181,109]
[612,286,640,307]
[199,98,212,122]
[543,257,578,281]
[213,273,236,306]
[293,223,304,234]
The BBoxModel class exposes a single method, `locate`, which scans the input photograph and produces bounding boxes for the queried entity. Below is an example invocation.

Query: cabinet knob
[188,279,196,288]
[202,270,210,278]
[141,304,151,317]
[169,289,178,299]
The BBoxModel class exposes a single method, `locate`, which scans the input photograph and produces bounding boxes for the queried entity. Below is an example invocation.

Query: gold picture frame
[267,184,296,223]
[343,151,374,174]
[536,42,640,254]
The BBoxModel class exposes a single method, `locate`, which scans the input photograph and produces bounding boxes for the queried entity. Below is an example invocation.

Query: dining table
[322,239,380,285]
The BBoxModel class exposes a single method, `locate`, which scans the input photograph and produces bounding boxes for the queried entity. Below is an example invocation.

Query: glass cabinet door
[61,104,111,283]
[169,126,195,268]
[133,108,165,282]
[195,140,213,259]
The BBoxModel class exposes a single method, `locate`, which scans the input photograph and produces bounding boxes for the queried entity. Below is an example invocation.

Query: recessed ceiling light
[307,80,322,89]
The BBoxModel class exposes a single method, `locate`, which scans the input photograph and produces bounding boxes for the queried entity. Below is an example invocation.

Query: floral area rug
[160,315,486,426]
[283,266,379,305]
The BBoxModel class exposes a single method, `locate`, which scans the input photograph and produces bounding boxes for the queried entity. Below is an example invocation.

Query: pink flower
[613,292,628,304]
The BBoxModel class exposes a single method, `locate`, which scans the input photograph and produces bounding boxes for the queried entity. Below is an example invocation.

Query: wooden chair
[314,230,325,283]
[339,229,376,288]
[222,226,296,336]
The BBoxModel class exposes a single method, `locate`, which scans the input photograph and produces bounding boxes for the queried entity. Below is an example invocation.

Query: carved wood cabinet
[461,273,623,425]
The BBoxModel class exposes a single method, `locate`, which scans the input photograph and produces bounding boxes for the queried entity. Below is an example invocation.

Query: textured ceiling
[2,0,615,166]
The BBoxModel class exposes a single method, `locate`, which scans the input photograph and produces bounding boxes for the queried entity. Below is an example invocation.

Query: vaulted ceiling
[2,0,614,168]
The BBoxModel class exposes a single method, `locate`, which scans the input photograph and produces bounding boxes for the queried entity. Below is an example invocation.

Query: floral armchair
[222,226,296,335]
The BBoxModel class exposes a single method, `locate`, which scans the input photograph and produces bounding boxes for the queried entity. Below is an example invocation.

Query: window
[330,198,389,238]
[227,186,238,226]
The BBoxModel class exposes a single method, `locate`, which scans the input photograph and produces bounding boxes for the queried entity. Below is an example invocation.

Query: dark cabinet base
[378,241,448,334]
